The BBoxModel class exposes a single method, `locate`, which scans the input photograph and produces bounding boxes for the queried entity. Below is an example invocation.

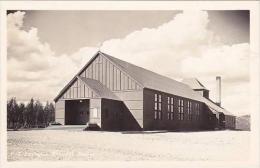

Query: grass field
[7,127,250,161]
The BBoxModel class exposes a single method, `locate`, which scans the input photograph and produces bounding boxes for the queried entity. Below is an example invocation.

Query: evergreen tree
[26,98,34,127]
[7,97,19,129]
[17,103,25,128]
[7,98,55,129]
[49,102,55,122]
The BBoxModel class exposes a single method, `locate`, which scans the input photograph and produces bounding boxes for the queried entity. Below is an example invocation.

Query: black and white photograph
[0,1,260,168]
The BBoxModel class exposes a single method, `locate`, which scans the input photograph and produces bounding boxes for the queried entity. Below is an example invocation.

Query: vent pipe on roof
[216,76,221,106]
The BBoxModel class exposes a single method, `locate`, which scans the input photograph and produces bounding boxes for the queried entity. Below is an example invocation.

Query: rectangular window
[167,97,174,120]
[167,97,170,120]
[178,99,184,120]
[193,103,200,120]
[181,100,184,120]
[167,97,170,111]
[187,101,192,120]
[154,93,162,120]
[197,104,200,120]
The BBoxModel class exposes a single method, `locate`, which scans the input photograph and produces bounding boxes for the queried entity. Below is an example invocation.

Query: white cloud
[96,11,250,116]
[7,11,97,102]
[7,11,250,116]
[181,43,249,80]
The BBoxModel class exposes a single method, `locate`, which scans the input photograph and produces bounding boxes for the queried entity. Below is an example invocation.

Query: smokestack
[216,76,221,106]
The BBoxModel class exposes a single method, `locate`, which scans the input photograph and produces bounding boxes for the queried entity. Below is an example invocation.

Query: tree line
[7,98,55,129]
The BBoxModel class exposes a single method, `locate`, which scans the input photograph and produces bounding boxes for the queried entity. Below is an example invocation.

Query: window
[167,97,170,120]
[197,104,200,120]
[187,101,192,120]
[178,99,184,120]
[167,97,174,120]
[154,93,162,120]
[194,103,200,120]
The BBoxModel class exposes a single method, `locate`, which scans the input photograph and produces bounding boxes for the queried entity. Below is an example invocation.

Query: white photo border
[0,1,259,168]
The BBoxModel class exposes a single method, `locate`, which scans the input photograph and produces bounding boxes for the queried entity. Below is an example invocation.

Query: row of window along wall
[154,93,201,121]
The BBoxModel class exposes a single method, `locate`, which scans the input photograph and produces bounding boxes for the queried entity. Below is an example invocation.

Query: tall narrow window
[167,97,174,120]
[154,93,162,120]
[187,101,192,120]
[158,94,162,120]
[154,94,158,120]
[197,104,200,120]
[167,97,170,120]
[194,103,200,120]
[178,99,184,120]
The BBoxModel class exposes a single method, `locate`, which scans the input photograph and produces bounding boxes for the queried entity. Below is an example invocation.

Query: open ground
[8,126,250,161]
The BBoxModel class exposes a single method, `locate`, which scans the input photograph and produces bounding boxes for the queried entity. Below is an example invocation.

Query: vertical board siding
[89,99,102,127]
[77,54,142,92]
[225,115,236,129]
[114,91,143,128]
[59,54,143,101]
[55,100,65,125]
[56,54,144,128]
[62,78,96,99]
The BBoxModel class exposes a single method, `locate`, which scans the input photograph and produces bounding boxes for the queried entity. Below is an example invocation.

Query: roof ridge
[100,52,191,89]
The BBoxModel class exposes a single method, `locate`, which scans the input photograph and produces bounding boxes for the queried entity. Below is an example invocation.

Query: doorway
[65,99,89,125]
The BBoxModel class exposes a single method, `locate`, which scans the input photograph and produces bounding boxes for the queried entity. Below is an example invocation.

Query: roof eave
[53,51,101,102]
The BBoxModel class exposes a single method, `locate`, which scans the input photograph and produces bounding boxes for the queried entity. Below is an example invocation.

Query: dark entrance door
[219,112,226,129]
[65,99,89,125]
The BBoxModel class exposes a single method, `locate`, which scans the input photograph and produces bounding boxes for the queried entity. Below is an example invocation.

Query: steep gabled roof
[54,51,233,116]
[101,52,233,116]
[54,51,100,102]
[102,52,203,102]
[182,78,208,90]
[78,76,120,101]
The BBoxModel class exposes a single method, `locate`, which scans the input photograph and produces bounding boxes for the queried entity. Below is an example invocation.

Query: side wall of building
[143,88,206,131]
[201,106,218,130]
[55,100,65,125]
[89,98,102,127]
[101,99,123,130]
[114,91,143,130]
[225,115,236,129]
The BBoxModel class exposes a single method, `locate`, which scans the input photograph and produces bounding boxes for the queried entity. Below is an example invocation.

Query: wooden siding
[89,98,102,127]
[79,54,142,92]
[114,91,143,128]
[101,99,123,131]
[57,54,142,102]
[55,100,65,125]
[143,88,205,130]
[225,115,236,129]
[100,99,142,131]
[62,78,98,99]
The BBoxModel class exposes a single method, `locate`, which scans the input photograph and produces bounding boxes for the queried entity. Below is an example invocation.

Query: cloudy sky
[7,10,250,116]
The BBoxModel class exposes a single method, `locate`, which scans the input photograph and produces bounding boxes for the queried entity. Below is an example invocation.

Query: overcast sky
[7,10,250,116]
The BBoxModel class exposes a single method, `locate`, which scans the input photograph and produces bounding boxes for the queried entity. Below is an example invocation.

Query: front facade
[54,51,236,131]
